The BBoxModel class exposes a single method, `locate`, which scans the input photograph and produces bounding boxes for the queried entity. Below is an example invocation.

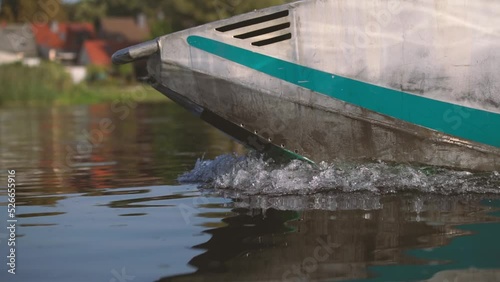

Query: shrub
[0,61,73,105]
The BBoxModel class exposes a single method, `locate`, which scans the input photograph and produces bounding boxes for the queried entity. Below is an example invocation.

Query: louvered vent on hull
[216,10,292,47]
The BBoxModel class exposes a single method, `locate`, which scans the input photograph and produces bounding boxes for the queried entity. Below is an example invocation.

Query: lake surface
[1,101,500,282]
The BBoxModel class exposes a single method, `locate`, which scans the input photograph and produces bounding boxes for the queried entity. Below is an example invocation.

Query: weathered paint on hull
[115,0,500,171]
[147,59,499,171]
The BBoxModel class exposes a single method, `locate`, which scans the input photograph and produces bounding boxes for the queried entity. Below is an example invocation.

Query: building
[22,14,150,81]
[32,21,95,64]
[78,16,151,78]
[95,15,150,43]
[0,24,38,65]
[78,39,130,66]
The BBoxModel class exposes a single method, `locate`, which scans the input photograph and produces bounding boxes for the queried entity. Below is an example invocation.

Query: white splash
[178,153,500,195]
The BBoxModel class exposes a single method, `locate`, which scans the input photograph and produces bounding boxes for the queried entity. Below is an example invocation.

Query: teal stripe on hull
[187,35,500,148]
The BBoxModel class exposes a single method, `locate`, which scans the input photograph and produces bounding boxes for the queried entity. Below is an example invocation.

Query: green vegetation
[0,62,164,106]
[0,0,291,105]
[66,0,294,37]
[0,0,67,22]
[1,0,291,32]
[151,0,292,35]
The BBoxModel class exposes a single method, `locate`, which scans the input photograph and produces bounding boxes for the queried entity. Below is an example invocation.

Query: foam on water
[179,153,500,196]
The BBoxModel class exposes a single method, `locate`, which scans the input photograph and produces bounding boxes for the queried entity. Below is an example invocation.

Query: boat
[112,0,500,172]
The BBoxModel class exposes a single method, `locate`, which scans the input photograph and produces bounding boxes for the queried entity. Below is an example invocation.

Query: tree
[68,0,107,22]
[0,0,19,22]
[65,0,290,36]
[0,0,66,22]
[153,0,291,34]
[67,0,142,22]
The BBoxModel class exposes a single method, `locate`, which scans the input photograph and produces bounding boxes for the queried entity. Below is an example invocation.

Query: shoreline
[0,62,168,107]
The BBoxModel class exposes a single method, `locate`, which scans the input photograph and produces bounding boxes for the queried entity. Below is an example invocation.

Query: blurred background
[0,0,289,106]
[1,1,500,282]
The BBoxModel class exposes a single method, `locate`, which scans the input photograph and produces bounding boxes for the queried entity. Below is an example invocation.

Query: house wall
[65,66,87,84]
[78,48,90,65]
[0,50,22,65]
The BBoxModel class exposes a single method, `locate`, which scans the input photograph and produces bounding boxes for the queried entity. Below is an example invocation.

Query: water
[0,102,499,282]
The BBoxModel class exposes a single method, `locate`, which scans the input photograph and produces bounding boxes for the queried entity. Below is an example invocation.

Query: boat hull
[115,0,500,171]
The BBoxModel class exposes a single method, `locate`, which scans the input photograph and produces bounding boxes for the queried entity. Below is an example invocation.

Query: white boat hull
[114,0,500,171]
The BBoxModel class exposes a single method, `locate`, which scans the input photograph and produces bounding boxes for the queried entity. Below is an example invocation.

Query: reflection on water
[0,102,244,194]
[162,196,500,282]
[0,102,499,282]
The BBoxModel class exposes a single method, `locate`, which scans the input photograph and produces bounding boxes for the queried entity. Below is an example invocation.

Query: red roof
[83,40,111,66]
[82,40,130,66]
[32,22,95,50]
[32,23,64,49]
